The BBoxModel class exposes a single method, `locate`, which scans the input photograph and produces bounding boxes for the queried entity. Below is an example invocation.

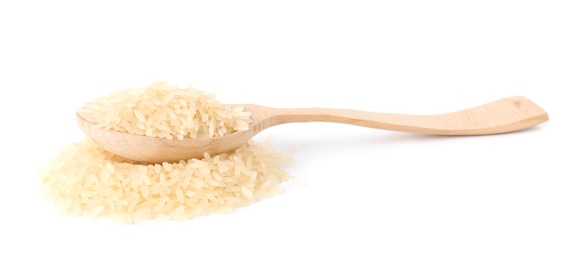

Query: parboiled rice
[77,82,251,139]
[42,83,292,223]
[41,138,290,224]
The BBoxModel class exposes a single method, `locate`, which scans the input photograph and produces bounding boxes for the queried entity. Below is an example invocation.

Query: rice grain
[42,83,291,223]
[41,139,289,223]
[77,82,251,139]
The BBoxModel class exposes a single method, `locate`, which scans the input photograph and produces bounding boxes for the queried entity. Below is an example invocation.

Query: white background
[1,0,582,259]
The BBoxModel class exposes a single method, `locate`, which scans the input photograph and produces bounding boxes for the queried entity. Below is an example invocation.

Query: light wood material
[77,96,548,163]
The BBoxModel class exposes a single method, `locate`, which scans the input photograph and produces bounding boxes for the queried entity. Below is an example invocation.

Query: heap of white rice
[77,82,251,139]
[41,83,292,223]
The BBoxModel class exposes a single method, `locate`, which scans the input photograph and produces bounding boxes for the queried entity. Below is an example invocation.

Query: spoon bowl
[77,96,548,163]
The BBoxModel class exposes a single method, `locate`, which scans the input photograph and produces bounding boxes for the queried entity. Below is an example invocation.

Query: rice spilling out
[42,83,292,223]
[77,81,252,139]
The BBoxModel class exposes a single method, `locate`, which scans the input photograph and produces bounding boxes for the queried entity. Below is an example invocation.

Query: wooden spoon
[77,96,548,163]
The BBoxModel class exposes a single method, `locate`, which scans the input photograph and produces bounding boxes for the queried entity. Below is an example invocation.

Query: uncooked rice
[41,138,290,224]
[42,83,292,223]
[77,82,251,139]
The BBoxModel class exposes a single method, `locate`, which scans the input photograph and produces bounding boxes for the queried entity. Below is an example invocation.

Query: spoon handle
[247,96,548,135]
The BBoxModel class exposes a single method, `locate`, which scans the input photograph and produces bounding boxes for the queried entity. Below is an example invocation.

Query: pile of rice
[41,83,292,223]
[41,139,290,224]
[77,82,251,139]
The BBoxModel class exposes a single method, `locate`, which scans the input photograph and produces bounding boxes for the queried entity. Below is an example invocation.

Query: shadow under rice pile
[40,82,292,224]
